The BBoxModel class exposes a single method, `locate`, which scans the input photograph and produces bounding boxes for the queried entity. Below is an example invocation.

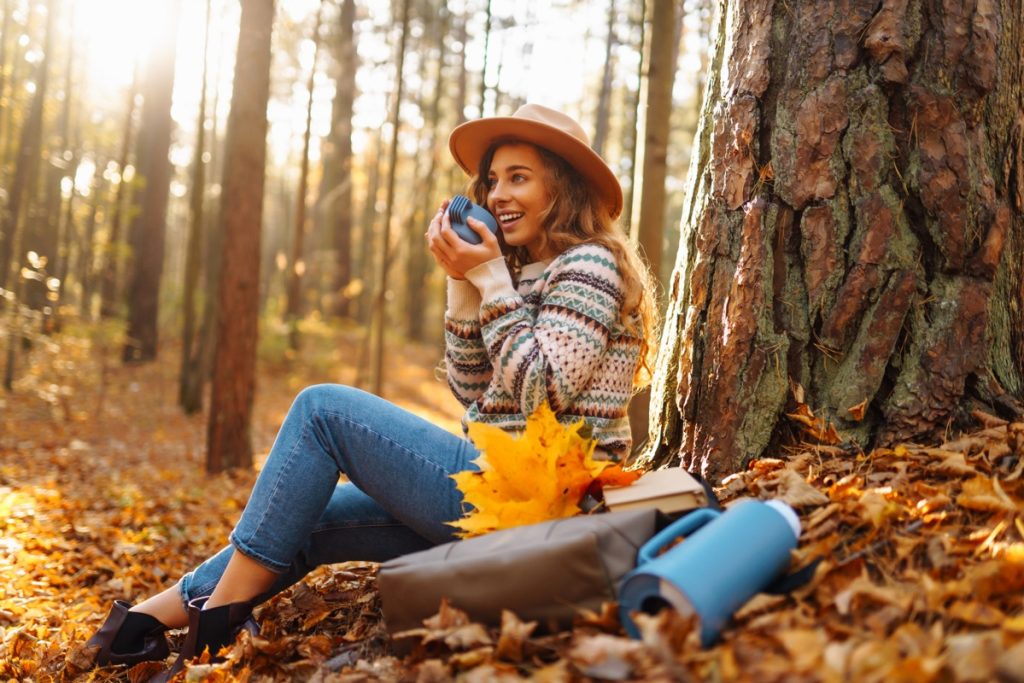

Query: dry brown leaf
[957,476,1019,513]
[947,600,1006,626]
[925,450,978,476]
[567,633,643,680]
[768,469,830,508]
[945,631,1003,683]
[771,628,826,672]
[834,574,912,616]
[572,601,621,632]
[996,639,1024,683]
[847,399,868,422]
[494,610,536,663]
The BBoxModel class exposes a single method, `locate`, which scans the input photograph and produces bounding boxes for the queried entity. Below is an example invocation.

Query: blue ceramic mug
[618,499,800,646]
[446,195,499,245]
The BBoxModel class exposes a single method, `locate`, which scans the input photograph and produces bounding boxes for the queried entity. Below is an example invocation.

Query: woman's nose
[489,179,509,201]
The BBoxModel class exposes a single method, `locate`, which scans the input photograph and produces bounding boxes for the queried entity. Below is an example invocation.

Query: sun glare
[70,0,157,99]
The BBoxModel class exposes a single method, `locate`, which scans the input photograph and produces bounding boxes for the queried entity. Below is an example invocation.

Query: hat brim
[448,117,624,220]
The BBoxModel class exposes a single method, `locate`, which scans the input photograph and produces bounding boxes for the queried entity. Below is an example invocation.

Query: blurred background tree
[0,0,714,469]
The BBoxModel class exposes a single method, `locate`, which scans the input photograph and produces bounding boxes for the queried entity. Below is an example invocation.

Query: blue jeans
[178,384,479,606]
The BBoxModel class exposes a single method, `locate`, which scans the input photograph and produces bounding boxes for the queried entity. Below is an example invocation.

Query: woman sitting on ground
[82,103,659,680]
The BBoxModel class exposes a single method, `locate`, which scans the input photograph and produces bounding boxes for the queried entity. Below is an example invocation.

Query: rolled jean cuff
[229,531,292,574]
[178,569,218,607]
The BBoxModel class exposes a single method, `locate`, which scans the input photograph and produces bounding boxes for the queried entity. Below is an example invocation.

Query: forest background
[2,0,1024,681]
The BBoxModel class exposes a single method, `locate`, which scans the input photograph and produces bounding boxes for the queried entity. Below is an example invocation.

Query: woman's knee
[292,383,361,418]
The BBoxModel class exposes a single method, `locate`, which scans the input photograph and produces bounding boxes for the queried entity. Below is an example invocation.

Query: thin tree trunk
[477,0,492,116]
[324,0,357,319]
[123,0,183,362]
[356,128,382,330]
[98,65,139,320]
[643,0,1024,484]
[636,0,676,284]
[622,0,646,238]
[0,5,53,295]
[207,0,274,473]
[195,11,229,390]
[407,5,448,342]
[285,0,324,349]
[78,168,104,312]
[370,0,411,396]
[593,0,616,157]
[2,0,55,391]
[0,0,14,160]
[54,26,81,315]
[180,0,214,414]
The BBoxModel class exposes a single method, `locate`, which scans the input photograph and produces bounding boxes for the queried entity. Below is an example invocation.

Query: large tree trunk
[206,0,274,472]
[644,0,1024,484]
[122,0,182,362]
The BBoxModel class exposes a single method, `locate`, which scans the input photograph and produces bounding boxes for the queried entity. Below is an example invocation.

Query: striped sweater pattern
[444,243,642,461]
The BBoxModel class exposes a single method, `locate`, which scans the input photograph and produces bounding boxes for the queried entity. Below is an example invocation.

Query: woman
[83,104,658,677]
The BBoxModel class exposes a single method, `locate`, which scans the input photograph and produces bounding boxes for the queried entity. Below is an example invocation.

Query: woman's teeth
[498,212,524,224]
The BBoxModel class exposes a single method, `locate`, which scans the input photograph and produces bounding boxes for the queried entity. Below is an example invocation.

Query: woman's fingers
[467,217,498,248]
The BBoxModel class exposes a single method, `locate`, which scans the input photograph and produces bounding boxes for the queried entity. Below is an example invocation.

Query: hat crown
[448,103,622,218]
[511,104,591,148]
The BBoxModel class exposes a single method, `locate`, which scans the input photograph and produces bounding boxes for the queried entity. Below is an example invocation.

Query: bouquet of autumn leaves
[449,403,640,538]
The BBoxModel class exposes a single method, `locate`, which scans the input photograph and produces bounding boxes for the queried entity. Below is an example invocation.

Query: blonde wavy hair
[468,140,660,388]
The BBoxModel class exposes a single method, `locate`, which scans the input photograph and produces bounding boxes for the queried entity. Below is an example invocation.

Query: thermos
[618,499,801,646]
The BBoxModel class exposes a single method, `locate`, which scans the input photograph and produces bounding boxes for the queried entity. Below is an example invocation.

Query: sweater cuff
[446,277,482,319]
[465,257,518,303]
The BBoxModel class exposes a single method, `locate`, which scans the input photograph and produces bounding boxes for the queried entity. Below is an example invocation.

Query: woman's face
[486,143,553,261]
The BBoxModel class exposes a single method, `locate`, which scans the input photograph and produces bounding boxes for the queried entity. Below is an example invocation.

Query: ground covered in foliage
[1,322,1023,682]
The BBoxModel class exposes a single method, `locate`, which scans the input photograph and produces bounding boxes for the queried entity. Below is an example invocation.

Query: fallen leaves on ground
[1,327,1023,682]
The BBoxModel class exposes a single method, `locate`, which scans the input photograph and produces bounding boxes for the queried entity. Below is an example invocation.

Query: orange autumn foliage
[449,403,639,538]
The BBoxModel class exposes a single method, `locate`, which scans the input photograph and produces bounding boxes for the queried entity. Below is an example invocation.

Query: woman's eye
[512,174,526,183]
[486,177,497,189]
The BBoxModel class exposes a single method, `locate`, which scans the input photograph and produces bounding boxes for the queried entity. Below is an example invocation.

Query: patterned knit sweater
[444,243,642,461]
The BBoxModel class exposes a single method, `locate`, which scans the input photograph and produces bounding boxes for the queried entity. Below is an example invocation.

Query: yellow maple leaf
[450,403,613,538]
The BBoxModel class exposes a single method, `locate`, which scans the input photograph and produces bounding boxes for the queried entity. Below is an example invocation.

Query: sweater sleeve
[443,276,492,408]
[468,245,624,417]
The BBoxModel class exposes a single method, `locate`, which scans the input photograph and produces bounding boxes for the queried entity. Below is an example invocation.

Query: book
[602,467,706,514]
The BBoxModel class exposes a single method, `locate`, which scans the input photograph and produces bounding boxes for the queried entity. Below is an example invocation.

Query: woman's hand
[426,200,502,280]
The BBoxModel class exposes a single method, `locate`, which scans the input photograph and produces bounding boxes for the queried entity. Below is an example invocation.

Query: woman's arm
[444,277,493,408]
[467,244,624,416]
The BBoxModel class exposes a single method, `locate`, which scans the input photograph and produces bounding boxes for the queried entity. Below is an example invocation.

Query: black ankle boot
[150,596,258,683]
[84,600,170,667]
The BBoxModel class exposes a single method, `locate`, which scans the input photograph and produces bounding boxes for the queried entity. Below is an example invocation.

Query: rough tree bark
[206,0,274,472]
[643,0,1024,484]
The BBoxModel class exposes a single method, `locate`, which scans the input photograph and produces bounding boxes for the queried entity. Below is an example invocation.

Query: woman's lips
[497,211,524,230]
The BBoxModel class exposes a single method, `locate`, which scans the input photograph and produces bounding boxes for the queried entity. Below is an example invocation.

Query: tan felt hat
[448,103,624,219]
